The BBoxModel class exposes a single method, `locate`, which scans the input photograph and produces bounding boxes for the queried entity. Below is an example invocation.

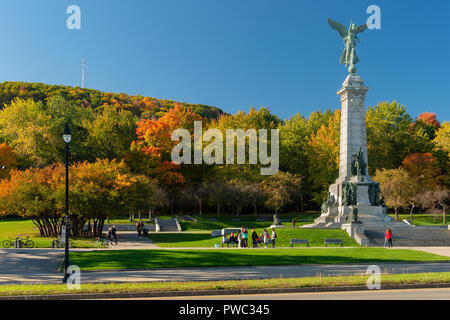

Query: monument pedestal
[341,222,369,246]
[309,73,393,231]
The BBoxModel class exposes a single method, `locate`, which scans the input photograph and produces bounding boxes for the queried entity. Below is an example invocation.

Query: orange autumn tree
[417,112,441,129]
[0,143,18,179]
[128,104,203,188]
[401,153,441,188]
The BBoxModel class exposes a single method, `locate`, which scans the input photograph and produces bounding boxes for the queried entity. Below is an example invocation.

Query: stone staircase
[157,218,180,232]
[364,224,450,247]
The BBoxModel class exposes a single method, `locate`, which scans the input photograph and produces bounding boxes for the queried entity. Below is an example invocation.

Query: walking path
[1,249,450,285]
[3,222,450,285]
[110,231,158,250]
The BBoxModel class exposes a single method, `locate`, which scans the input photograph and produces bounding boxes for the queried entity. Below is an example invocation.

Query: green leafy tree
[366,101,413,174]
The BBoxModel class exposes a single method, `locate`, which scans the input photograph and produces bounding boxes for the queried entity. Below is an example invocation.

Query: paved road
[141,287,450,300]
[0,249,62,284]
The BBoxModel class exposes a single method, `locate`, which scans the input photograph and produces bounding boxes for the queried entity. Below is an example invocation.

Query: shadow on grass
[69,248,450,271]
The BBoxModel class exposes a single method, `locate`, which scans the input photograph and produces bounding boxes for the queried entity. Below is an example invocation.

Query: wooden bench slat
[324,239,344,247]
[290,239,309,247]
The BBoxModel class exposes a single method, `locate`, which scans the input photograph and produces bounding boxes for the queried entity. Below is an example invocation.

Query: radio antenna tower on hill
[81,58,86,88]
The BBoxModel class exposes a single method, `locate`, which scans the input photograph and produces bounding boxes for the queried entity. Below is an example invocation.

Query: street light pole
[62,124,72,284]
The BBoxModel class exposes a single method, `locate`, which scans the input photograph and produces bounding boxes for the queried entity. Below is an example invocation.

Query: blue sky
[0,0,448,121]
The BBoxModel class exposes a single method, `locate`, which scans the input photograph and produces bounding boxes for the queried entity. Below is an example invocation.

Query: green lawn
[389,213,449,226]
[3,272,450,296]
[0,217,98,248]
[0,217,39,237]
[149,228,357,247]
[68,248,450,271]
[179,213,320,231]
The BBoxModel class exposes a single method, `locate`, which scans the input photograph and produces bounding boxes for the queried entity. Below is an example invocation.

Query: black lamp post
[62,124,72,284]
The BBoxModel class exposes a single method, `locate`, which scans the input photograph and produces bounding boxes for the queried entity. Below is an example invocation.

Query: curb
[2,282,450,300]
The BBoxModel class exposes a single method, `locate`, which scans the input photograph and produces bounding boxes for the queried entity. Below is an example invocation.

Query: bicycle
[52,238,72,248]
[2,237,16,248]
[21,236,35,248]
[2,236,34,248]
[96,237,112,248]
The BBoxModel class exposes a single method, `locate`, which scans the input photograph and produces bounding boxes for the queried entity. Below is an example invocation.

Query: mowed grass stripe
[4,272,450,296]
[68,248,450,271]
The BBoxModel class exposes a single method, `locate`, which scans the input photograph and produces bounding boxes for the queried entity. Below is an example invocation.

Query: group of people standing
[222,228,277,248]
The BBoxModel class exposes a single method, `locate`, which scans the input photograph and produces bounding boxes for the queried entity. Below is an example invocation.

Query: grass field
[388,213,449,226]
[149,228,358,247]
[68,248,450,271]
[0,217,97,248]
[179,213,320,231]
[2,272,450,296]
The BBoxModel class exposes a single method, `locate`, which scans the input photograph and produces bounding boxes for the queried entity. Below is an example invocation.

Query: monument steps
[364,225,450,247]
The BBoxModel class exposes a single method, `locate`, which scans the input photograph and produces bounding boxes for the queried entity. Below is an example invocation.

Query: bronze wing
[327,18,347,38]
[354,23,368,34]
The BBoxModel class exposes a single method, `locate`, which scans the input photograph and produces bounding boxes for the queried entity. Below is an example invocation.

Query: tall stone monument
[312,18,393,228]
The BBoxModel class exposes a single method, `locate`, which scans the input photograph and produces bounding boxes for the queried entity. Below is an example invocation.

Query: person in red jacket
[384,229,393,248]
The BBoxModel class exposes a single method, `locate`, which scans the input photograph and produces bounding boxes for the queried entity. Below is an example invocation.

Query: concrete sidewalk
[2,246,450,285]
[2,255,450,285]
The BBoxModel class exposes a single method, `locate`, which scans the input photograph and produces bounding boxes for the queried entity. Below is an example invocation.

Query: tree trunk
[138,210,141,220]
[254,201,257,215]
[149,209,152,221]
[300,193,304,213]
[410,203,415,221]
[217,200,220,217]
[198,199,202,215]
[395,207,399,221]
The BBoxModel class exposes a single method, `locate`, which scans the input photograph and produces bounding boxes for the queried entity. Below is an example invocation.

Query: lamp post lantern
[62,124,72,284]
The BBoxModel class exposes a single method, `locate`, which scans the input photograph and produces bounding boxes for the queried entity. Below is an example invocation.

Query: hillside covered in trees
[0,80,447,236]
[0,81,224,120]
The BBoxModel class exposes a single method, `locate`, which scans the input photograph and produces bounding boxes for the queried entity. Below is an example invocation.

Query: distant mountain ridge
[0,81,224,119]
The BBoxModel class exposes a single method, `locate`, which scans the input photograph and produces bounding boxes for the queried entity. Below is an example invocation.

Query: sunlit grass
[3,272,450,296]
[68,248,450,271]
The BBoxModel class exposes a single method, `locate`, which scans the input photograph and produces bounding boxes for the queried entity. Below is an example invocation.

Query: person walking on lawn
[251,229,258,248]
[221,233,228,247]
[271,228,277,248]
[229,232,236,247]
[136,220,143,238]
[384,229,393,248]
[242,228,248,248]
[112,225,118,245]
[263,229,269,248]
[107,227,113,244]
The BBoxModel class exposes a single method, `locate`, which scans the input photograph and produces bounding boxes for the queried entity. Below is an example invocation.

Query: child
[229,233,236,247]
[221,233,228,247]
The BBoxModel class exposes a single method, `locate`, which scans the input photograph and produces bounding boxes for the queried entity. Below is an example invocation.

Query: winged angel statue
[327,18,368,73]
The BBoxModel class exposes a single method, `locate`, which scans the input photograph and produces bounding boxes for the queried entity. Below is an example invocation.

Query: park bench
[209,218,218,221]
[324,239,344,247]
[232,218,240,222]
[302,219,313,222]
[290,239,309,247]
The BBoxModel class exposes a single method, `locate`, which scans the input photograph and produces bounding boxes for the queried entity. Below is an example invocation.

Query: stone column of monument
[337,74,369,182]
[309,17,393,229]
[312,73,393,227]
